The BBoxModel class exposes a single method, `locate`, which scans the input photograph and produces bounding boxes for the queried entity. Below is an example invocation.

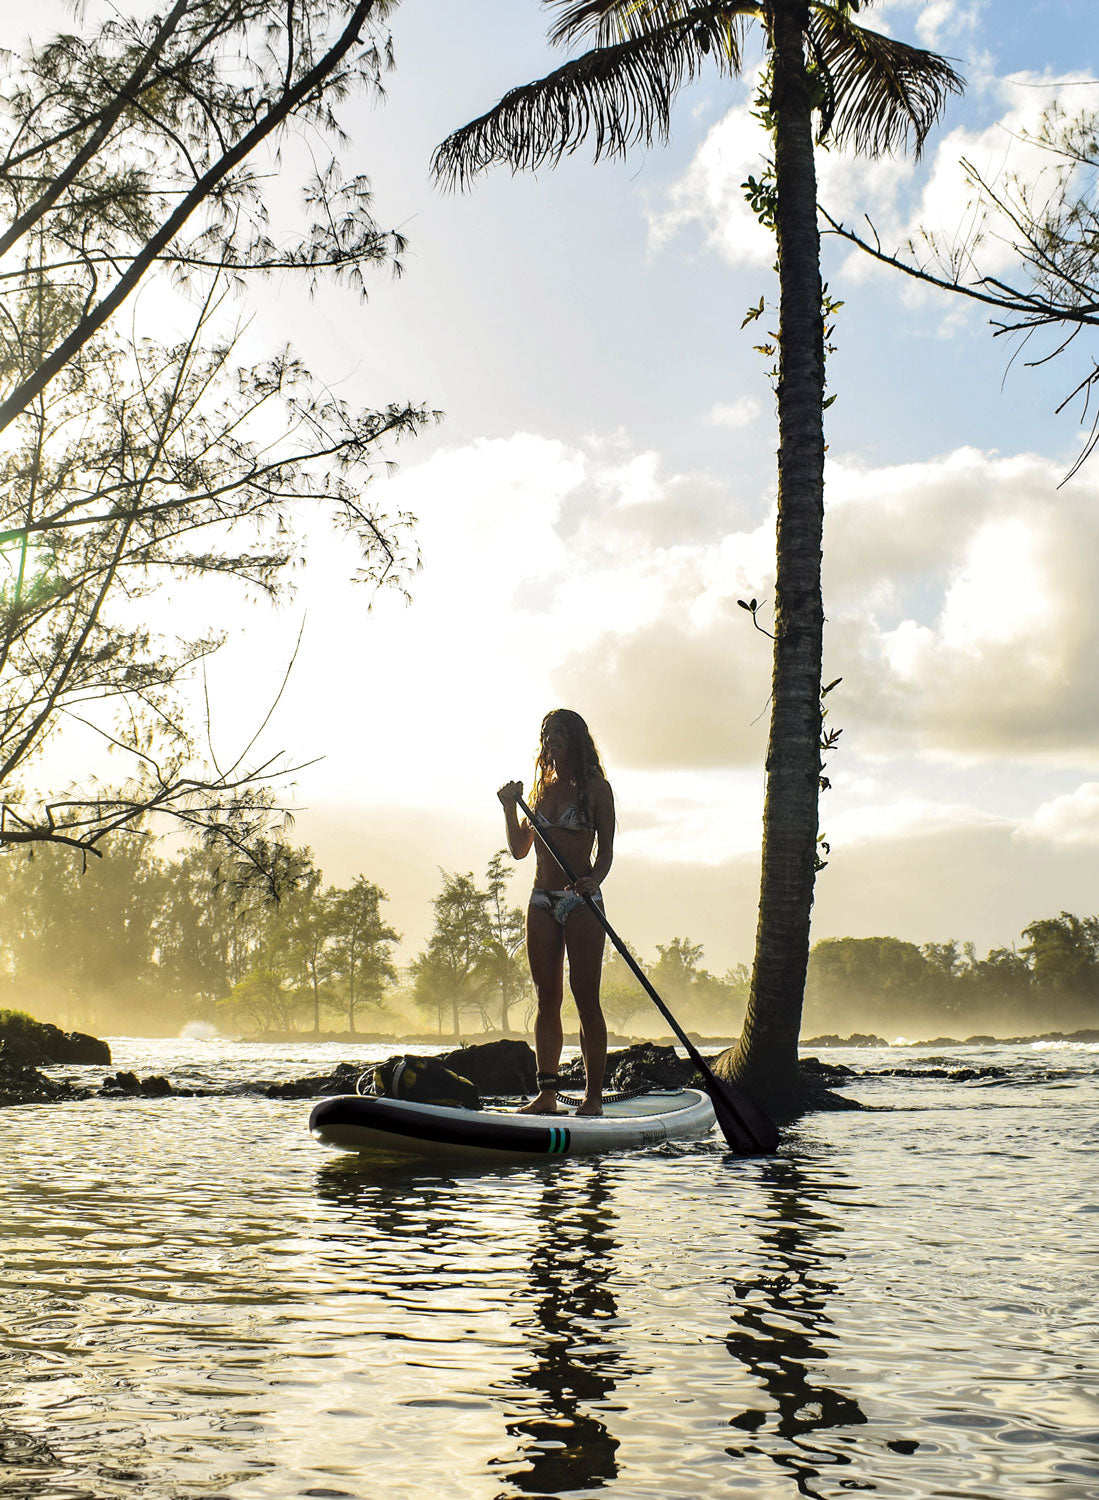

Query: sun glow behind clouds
[940,516,1055,649]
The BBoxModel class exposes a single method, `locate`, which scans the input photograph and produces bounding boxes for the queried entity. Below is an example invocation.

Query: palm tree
[434,1,962,1115]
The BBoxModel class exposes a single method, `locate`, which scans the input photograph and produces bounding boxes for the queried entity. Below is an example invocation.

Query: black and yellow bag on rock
[372,1055,480,1110]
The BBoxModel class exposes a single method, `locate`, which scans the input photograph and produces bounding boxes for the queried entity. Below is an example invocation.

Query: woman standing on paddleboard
[498,709,615,1117]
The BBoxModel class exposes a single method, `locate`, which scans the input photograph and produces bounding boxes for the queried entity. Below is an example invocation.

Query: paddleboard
[308,1087,716,1161]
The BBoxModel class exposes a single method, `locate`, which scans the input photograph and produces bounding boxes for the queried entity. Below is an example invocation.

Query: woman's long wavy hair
[531,709,606,825]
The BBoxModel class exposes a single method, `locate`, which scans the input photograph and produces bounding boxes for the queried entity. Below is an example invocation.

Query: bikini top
[532,800,594,833]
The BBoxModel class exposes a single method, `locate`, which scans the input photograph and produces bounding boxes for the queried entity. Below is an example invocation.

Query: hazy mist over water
[1,1037,1096,1500]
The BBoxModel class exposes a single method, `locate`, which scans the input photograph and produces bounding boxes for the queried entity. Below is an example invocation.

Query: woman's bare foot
[574,1096,603,1117]
[519,1090,560,1115]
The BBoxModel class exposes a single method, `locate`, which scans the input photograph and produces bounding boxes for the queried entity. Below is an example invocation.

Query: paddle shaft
[515,795,780,1153]
[517,796,721,1083]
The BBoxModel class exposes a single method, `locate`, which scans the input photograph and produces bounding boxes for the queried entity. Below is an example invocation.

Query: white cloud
[553,600,773,769]
[826,794,1007,847]
[596,450,662,508]
[648,94,774,268]
[1018,783,1099,847]
[824,447,1099,760]
[653,60,1099,301]
[938,514,1054,649]
[873,0,987,49]
[825,71,1099,288]
[539,441,1099,773]
[709,395,763,428]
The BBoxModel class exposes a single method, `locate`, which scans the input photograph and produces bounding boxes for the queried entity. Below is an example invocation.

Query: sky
[13,1,1099,973]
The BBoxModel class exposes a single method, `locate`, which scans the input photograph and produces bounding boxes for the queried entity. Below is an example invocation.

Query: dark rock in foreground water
[26,1026,1075,1113]
[99,1071,175,1098]
[796,1056,867,1111]
[263,1061,367,1099]
[0,1046,87,1106]
[608,1042,699,1092]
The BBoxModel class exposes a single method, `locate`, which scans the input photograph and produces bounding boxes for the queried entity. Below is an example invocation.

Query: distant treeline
[0,841,539,1038]
[802,923,1099,1038]
[0,841,752,1039]
[1,839,1095,1040]
[629,923,1099,1040]
[598,923,1099,1040]
[0,841,402,1037]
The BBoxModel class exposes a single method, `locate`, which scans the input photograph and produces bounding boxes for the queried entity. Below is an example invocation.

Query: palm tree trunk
[719,0,825,1115]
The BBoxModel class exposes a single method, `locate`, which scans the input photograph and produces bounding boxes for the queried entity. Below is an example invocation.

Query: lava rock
[442,1039,536,1095]
[98,1070,177,1097]
[264,1060,369,1099]
[137,1074,174,1097]
[802,1033,889,1049]
[0,1013,111,1066]
[608,1042,699,1092]
[801,1056,858,1082]
[0,1045,84,1106]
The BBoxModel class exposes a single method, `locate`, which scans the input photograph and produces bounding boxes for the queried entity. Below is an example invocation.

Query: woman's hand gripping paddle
[517,796,779,1155]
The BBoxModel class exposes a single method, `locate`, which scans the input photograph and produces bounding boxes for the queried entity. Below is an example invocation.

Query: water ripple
[0,1044,1095,1499]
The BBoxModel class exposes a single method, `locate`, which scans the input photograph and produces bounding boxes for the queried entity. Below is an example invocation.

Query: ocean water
[0,1038,1095,1500]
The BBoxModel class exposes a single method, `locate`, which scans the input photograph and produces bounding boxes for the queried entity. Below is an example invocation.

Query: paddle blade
[702,1072,780,1155]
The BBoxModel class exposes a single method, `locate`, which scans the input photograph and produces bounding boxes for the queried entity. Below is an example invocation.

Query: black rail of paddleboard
[309,1096,572,1154]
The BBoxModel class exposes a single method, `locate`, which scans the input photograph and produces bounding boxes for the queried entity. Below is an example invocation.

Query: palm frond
[433,6,750,188]
[545,0,760,52]
[808,5,964,157]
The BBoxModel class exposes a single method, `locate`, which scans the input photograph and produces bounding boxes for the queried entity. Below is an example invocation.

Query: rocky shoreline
[2,1018,1095,1110]
[0,1038,708,1108]
[802,1029,1099,1048]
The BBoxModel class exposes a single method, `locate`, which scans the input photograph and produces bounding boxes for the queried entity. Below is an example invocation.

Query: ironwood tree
[0,835,403,1034]
[482,850,529,1034]
[822,103,1099,478]
[411,871,489,1037]
[328,876,401,1033]
[0,0,429,883]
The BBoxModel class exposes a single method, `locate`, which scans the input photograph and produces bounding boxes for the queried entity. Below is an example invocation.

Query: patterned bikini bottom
[529,887,604,927]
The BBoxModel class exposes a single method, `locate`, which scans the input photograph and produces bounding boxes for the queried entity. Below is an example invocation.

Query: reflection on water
[0,1041,1096,1500]
[315,1160,631,1495]
[722,1156,866,1498]
[495,1167,629,1494]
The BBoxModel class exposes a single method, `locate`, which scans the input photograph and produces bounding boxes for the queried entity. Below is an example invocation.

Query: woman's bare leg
[520,902,565,1114]
[565,905,607,1115]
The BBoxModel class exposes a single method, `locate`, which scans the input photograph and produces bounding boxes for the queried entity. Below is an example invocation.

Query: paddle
[516,796,780,1155]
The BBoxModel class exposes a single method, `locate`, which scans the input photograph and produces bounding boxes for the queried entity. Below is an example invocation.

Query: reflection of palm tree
[722,1156,865,1496]
[493,1165,634,1494]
